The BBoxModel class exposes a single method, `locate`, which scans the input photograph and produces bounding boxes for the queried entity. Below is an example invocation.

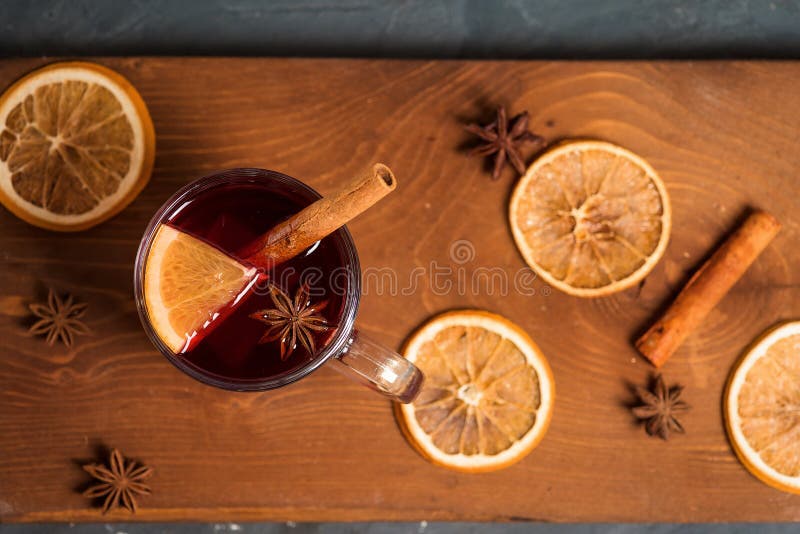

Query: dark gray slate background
[2,0,800,532]
[1,0,800,58]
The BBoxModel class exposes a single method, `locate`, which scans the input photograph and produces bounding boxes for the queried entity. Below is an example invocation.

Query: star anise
[465,106,545,180]
[28,288,90,347]
[632,374,690,440]
[249,282,330,360]
[82,448,153,514]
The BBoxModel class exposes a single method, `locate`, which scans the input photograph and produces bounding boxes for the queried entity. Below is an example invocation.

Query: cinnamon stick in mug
[636,210,781,368]
[241,163,396,266]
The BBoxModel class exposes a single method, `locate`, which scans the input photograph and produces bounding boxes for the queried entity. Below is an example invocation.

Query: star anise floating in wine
[28,288,90,347]
[249,282,330,360]
[631,374,690,440]
[465,106,545,180]
[82,448,153,514]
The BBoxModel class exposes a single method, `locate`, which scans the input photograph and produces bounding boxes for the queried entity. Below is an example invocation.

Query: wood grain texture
[0,58,798,523]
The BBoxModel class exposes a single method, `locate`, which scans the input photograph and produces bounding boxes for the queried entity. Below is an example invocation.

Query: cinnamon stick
[636,210,781,367]
[243,163,396,266]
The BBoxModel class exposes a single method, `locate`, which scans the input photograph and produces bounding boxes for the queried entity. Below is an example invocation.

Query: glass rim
[133,168,361,392]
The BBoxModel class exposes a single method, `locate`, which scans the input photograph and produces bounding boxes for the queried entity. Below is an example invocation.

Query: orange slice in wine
[143,225,257,353]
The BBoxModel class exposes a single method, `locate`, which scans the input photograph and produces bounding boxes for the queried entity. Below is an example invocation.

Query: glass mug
[134,169,423,402]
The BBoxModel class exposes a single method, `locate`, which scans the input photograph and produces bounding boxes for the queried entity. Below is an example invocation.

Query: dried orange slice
[0,62,155,231]
[396,310,554,472]
[509,141,670,297]
[724,321,800,494]
[143,225,257,353]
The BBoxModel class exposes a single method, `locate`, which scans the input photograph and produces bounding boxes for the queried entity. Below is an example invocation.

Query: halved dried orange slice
[143,225,257,353]
[396,310,554,472]
[0,62,155,231]
[725,321,800,494]
[509,141,670,297]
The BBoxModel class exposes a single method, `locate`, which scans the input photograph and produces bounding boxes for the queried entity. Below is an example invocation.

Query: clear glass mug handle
[328,329,424,403]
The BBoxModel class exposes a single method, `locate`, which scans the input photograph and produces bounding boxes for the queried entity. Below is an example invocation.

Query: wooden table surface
[1,58,798,523]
